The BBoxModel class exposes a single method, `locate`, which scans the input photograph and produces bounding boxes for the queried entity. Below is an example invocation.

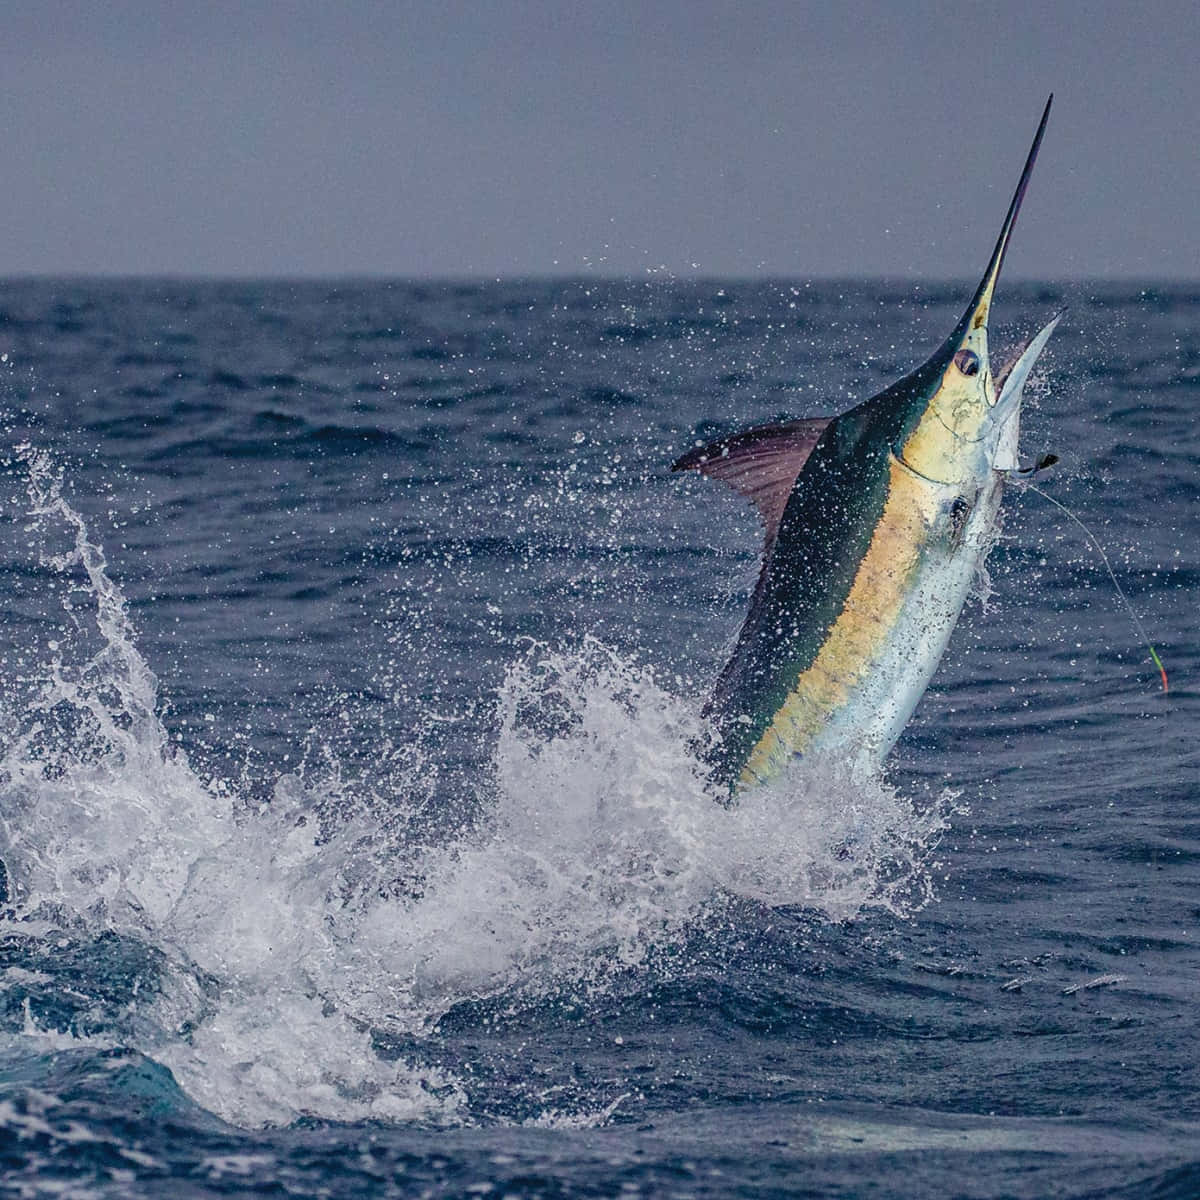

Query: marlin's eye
[953,348,980,377]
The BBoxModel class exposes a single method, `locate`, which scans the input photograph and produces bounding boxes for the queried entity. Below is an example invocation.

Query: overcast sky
[3,1,1198,278]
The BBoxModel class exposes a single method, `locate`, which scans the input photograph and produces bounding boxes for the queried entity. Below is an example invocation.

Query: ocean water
[0,278,1194,1197]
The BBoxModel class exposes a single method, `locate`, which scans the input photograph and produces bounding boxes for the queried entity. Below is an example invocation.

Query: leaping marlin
[675,97,1061,792]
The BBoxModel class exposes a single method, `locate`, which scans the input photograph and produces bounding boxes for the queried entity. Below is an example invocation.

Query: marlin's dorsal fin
[671,417,830,546]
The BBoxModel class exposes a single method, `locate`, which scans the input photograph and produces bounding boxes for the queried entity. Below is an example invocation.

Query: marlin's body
[675,100,1061,791]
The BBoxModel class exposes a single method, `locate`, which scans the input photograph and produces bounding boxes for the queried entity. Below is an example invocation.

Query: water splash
[1,445,231,925]
[0,447,954,1128]
[1,447,464,1126]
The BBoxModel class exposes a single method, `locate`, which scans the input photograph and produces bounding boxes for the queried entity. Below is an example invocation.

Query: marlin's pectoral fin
[949,494,974,549]
[672,417,830,545]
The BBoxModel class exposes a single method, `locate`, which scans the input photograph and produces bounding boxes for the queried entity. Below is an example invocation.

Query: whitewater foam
[0,447,954,1128]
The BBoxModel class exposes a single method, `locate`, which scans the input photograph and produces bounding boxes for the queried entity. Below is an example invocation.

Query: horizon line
[1,271,1197,287]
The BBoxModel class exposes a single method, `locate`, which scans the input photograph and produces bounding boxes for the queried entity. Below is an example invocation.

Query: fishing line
[1025,482,1168,693]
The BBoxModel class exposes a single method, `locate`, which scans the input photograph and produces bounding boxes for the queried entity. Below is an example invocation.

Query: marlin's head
[896,97,1054,485]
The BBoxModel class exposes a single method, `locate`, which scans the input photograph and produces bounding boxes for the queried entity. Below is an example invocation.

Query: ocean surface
[0,278,1194,1197]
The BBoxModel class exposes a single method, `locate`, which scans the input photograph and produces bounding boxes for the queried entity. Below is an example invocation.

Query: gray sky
[3,1,1198,278]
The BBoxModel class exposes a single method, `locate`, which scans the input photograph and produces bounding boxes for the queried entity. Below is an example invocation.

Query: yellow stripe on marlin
[674,97,1062,793]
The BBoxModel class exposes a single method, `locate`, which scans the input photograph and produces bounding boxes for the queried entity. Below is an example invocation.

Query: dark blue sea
[0,278,1194,1198]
